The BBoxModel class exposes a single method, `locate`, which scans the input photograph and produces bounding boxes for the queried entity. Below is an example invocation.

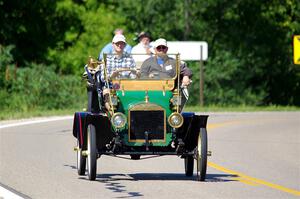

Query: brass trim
[129,103,165,111]
[111,112,127,129]
[111,79,175,91]
[168,112,184,128]
[176,54,180,113]
[128,103,166,143]
[103,53,114,115]
[145,90,149,103]
[87,56,102,69]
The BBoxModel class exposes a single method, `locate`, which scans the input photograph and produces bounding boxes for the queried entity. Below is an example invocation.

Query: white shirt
[131,42,154,62]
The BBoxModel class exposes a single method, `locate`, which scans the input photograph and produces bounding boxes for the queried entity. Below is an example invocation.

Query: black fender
[178,112,208,151]
[72,112,113,150]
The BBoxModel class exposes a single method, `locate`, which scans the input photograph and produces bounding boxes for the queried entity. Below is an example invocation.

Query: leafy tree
[47,0,129,74]
[1,0,299,107]
[115,0,300,105]
[0,0,78,64]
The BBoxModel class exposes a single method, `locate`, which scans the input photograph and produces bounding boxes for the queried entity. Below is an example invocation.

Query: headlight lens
[111,112,127,129]
[168,113,184,128]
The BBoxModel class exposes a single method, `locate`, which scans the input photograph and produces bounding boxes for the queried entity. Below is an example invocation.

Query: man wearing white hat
[98,28,132,60]
[101,34,136,80]
[101,34,136,111]
[140,38,192,86]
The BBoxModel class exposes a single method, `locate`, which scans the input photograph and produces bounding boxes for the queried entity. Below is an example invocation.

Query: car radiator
[129,110,166,142]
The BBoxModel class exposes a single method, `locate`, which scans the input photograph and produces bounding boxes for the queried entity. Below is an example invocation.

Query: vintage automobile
[72,54,209,181]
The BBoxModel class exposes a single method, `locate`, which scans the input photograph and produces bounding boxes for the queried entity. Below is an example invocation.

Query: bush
[187,49,266,106]
[0,62,86,112]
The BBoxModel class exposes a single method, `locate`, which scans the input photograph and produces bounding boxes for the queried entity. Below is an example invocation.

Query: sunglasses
[156,45,167,51]
[114,42,126,47]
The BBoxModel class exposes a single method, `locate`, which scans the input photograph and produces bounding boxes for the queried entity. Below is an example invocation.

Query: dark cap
[138,31,151,41]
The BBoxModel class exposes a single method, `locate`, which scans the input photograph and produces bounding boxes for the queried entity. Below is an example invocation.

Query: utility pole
[184,0,190,40]
[199,46,204,106]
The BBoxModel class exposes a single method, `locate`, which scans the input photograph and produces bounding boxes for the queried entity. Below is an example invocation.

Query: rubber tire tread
[87,124,97,180]
[197,128,208,181]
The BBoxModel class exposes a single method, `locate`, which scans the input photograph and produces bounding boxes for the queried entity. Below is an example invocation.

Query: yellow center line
[208,161,300,196]
[206,120,300,196]
[207,122,239,130]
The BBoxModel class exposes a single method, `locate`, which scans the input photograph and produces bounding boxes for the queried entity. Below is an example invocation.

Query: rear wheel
[196,128,208,181]
[184,156,194,176]
[87,124,97,180]
[76,140,86,175]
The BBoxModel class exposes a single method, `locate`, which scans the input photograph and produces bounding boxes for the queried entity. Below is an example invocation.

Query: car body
[72,54,209,181]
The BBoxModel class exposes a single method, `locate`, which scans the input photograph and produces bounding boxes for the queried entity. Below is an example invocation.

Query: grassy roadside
[184,105,300,112]
[0,108,81,121]
[1,105,299,121]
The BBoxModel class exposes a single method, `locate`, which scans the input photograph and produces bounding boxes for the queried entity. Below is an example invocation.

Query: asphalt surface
[0,112,299,199]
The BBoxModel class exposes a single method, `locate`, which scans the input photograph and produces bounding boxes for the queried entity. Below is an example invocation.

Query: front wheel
[196,128,208,181]
[76,140,86,175]
[87,124,97,180]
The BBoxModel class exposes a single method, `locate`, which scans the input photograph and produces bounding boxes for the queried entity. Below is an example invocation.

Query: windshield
[103,53,179,81]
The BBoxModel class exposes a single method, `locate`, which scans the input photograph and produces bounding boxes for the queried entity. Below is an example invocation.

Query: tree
[0,0,79,64]
[115,0,300,105]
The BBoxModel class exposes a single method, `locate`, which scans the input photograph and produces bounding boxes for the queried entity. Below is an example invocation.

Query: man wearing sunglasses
[140,38,192,86]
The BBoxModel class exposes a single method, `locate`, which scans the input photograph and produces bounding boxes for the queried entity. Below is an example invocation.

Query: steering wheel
[110,68,139,79]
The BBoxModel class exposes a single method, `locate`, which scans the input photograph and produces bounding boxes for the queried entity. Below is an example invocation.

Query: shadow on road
[64,164,237,183]
[65,164,237,197]
[78,173,237,182]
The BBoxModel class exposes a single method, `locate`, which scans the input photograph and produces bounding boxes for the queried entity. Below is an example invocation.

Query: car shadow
[93,173,237,182]
[64,164,237,183]
[68,164,238,198]
[80,173,237,198]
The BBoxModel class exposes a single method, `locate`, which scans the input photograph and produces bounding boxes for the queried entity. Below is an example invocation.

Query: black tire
[77,140,86,175]
[184,156,194,176]
[87,124,97,181]
[196,128,207,181]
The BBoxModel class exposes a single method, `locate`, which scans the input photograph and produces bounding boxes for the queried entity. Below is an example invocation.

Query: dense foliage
[0,0,299,112]
[0,45,86,112]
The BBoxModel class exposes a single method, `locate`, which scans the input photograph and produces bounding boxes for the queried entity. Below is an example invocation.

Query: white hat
[154,38,167,48]
[112,34,126,43]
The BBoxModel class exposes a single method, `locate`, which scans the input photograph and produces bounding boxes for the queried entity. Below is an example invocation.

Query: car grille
[128,104,166,142]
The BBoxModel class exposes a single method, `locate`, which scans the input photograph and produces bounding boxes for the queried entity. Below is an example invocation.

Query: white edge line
[0,185,25,199]
[0,116,73,129]
[0,116,73,198]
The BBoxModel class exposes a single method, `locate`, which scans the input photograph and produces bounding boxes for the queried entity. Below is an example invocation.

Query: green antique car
[72,54,209,181]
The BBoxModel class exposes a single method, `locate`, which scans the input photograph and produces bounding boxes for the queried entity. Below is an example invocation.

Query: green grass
[0,108,84,121]
[1,105,299,121]
[183,105,300,112]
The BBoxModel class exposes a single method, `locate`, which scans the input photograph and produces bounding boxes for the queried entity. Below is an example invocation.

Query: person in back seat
[131,32,154,66]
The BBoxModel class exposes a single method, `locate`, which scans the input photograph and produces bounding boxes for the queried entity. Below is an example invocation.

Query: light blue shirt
[157,57,164,66]
[98,43,132,60]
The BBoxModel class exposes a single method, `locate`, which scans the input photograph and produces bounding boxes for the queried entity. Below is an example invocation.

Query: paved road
[0,112,299,199]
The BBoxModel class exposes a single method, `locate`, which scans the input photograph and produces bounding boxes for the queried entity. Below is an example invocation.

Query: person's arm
[180,61,192,86]
[98,43,113,60]
[125,44,132,54]
[180,61,192,77]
